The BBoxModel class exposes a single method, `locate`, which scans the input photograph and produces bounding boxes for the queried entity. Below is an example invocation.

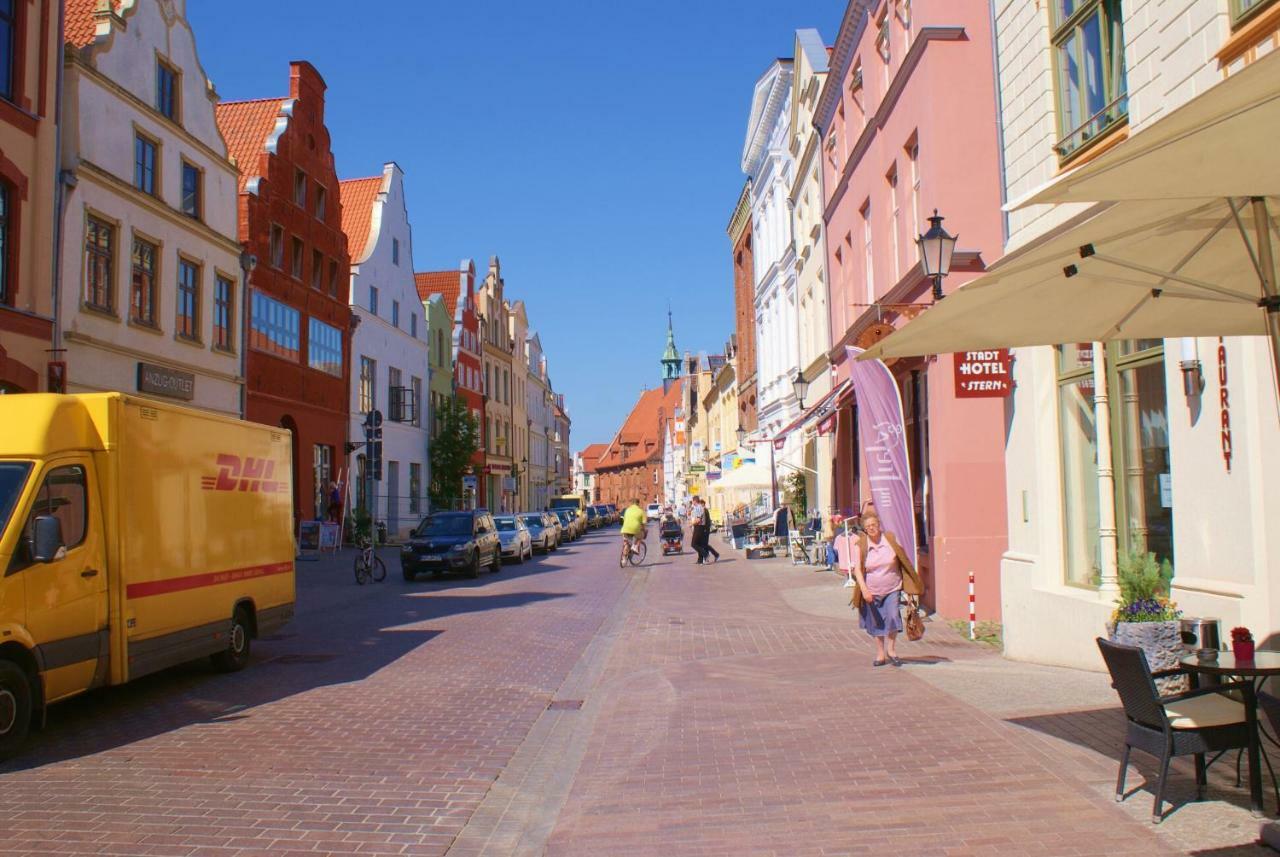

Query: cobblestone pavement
[0,530,1270,855]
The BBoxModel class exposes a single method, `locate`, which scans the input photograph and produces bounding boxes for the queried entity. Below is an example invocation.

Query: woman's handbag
[904,595,926,641]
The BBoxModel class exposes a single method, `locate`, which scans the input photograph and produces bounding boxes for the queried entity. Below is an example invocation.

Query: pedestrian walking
[849,510,922,667]
[689,497,719,564]
[326,481,342,523]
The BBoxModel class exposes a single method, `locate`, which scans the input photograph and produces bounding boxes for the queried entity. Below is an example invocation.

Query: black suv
[401,510,502,580]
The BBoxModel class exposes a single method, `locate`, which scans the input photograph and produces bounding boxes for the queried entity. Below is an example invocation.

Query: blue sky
[189,1,841,450]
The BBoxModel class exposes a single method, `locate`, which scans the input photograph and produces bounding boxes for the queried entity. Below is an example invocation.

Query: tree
[429,395,481,510]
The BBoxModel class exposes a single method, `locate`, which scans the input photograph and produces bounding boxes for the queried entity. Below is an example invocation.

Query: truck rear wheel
[0,660,32,760]
[211,607,252,672]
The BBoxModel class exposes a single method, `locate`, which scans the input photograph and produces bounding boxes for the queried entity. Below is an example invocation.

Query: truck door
[14,459,108,702]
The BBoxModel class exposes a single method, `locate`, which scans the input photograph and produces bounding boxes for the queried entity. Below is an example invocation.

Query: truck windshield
[0,462,33,541]
[414,515,472,537]
[549,499,577,509]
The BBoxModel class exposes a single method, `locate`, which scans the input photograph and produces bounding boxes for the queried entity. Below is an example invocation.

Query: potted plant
[1232,627,1255,662]
[1107,550,1183,691]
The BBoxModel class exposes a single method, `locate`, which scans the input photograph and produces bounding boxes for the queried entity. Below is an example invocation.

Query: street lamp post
[791,370,809,412]
[917,209,958,302]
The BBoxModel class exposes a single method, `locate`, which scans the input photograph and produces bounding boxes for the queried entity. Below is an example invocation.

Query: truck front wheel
[212,607,252,672]
[0,660,32,759]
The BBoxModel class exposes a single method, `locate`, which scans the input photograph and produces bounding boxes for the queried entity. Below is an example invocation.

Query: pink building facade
[816,0,1007,621]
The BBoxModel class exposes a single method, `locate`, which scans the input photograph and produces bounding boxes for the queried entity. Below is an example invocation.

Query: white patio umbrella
[862,48,1280,399]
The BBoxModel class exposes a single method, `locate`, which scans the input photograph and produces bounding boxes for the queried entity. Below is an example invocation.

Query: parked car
[401,510,502,580]
[542,511,563,546]
[645,502,661,522]
[553,510,577,540]
[605,503,619,523]
[597,504,613,525]
[494,515,533,563]
[566,508,586,538]
[584,506,600,528]
[522,513,556,552]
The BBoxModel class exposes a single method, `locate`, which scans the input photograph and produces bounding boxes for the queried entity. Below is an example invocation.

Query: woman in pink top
[851,511,904,667]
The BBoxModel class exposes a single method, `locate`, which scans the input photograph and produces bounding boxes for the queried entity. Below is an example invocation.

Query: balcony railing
[1055,93,1128,161]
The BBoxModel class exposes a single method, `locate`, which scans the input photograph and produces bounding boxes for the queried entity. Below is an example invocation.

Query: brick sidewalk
[539,549,1189,856]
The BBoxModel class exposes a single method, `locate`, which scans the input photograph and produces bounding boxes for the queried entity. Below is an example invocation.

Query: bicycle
[619,532,647,568]
[353,534,387,585]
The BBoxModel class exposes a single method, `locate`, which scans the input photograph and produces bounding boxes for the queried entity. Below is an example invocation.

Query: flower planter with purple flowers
[1109,552,1184,693]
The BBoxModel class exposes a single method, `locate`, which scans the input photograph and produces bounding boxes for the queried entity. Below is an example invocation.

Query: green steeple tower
[661,310,681,382]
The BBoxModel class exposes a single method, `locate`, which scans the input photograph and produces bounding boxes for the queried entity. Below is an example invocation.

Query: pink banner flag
[846,346,918,570]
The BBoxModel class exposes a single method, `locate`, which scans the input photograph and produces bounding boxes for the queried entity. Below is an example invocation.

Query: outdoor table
[1180,651,1280,816]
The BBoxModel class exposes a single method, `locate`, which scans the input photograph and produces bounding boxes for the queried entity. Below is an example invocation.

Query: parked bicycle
[353,533,386,585]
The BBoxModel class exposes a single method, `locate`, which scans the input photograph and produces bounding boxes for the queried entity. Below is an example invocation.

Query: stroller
[659,517,684,555]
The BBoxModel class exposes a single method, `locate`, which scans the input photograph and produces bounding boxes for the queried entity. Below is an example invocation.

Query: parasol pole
[1249,197,1280,417]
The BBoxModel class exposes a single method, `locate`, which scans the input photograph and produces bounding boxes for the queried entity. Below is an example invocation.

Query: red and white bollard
[968,570,976,640]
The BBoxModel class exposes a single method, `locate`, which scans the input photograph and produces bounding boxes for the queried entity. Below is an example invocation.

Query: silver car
[494,515,532,563]
[521,513,556,553]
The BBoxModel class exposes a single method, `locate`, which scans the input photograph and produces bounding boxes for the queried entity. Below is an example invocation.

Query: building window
[388,366,402,420]
[311,249,323,290]
[129,236,157,325]
[84,216,115,312]
[409,462,421,514]
[1231,0,1279,26]
[410,312,417,338]
[176,258,200,341]
[359,356,376,412]
[156,60,179,121]
[886,164,900,281]
[0,183,10,305]
[1051,0,1127,161]
[369,285,378,315]
[313,444,332,521]
[392,238,400,266]
[307,317,343,376]
[290,237,303,279]
[249,290,300,361]
[860,199,873,304]
[0,0,16,101]
[392,300,400,328]
[134,134,158,195]
[269,224,284,268]
[181,161,201,219]
[213,275,234,351]
[315,184,326,220]
[293,169,307,208]
[410,376,422,427]
[1113,340,1172,571]
[906,135,920,233]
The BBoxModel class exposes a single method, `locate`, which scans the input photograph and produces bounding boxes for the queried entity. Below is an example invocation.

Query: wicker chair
[1096,637,1256,823]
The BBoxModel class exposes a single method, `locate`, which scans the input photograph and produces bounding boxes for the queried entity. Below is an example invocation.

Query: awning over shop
[711,459,773,491]
[771,379,852,449]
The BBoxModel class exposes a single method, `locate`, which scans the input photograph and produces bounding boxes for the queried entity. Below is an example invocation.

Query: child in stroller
[659,512,683,555]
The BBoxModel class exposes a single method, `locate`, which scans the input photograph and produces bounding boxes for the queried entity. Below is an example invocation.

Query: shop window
[176,258,200,341]
[1232,0,1279,26]
[134,133,158,195]
[213,275,234,351]
[1051,0,1127,162]
[1056,344,1100,587]
[84,216,115,313]
[1114,342,1172,569]
[156,59,180,122]
[129,236,157,326]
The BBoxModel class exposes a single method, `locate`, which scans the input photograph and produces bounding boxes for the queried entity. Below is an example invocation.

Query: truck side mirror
[31,515,66,563]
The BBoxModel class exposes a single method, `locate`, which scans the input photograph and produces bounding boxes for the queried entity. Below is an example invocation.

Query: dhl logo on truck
[200,454,289,494]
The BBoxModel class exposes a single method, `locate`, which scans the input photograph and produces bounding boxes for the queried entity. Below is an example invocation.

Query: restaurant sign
[137,362,195,401]
[953,350,1013,398]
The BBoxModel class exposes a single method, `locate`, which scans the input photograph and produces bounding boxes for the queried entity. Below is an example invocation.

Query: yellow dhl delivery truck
[0,393,295,757]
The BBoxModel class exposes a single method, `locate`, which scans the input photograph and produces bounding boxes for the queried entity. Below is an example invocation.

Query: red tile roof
[338,176,383,264]
[596,381,683,472]
[415,271,460,318]
[64,0,122,48]
[578,443,609,474]
[214,98,287,194]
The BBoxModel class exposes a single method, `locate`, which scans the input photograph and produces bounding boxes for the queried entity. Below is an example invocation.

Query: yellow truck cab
[0,394,296,758]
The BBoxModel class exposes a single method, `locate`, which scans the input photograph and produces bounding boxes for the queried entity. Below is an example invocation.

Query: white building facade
[993,0,1280,669]
[526,331,553,510]
[742,59,803,481]
[59,0,243,415]
[342,163,431,540]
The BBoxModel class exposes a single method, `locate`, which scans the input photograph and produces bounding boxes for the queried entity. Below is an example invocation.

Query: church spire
[661,309,681,384]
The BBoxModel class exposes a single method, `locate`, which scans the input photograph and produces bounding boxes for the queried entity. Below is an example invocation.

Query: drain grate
[547,699,583,711]
[271,654,337,665]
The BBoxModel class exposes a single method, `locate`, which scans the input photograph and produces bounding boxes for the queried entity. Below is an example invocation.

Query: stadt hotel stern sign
[137,362,196,401]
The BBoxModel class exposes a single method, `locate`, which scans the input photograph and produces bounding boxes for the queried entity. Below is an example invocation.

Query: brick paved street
[0,530,1270,856]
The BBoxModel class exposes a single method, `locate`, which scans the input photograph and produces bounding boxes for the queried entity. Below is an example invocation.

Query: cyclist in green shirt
[620,498,647,562]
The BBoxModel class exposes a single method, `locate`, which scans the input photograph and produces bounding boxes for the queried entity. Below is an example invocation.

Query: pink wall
[819,0,1008,621]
